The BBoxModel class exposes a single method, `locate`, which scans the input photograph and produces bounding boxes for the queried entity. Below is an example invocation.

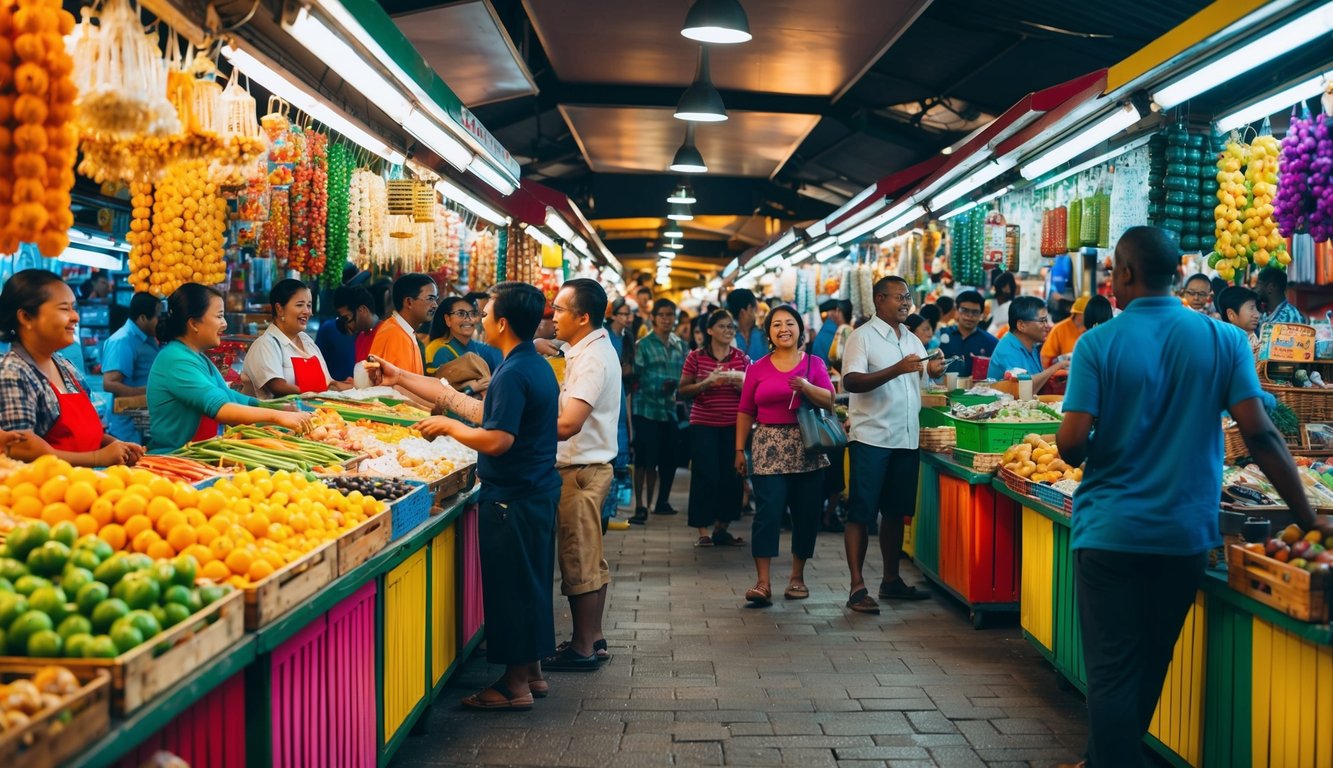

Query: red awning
[825,155,948,232]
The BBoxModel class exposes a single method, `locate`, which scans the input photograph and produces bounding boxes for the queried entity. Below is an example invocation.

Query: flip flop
[846,587,880,614]
[594,638,610,662]
[461,683,534,711]
[711,530,746,547]
[542,646,600,671]
[879,578,931,601]
[694,535,714,547]
[529,679,549,698]
[745,582,772,606]
[784,582,810,600]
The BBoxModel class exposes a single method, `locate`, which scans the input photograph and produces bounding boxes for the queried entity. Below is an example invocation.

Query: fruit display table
[911,452,1021,628]
[62,489,482,768]
[994,479,1333,768]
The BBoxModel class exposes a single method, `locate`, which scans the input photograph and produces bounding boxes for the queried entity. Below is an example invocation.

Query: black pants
[1075,548,1206,767]
[750,471,822,559]
[633,415,679,511]
[478,487,560,665]
[687,424,742,529]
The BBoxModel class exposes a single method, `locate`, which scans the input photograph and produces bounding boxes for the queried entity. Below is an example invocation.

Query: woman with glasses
[425,296,504,375]
[678,309,750,548]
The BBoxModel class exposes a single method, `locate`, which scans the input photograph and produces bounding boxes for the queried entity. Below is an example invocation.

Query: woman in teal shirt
[146,284,312,453]
[425,296,503,375]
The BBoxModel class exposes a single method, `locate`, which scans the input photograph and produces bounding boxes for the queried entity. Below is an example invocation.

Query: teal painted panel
[914,461,940,575]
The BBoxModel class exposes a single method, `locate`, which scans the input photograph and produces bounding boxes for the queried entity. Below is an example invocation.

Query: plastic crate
[390,479,432,540]
[953,415,1060,453]
[949,392,1000,407]
[1030,482,1074,515]
[920,407,955,428]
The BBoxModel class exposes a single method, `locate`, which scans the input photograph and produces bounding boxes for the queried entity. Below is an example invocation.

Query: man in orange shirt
[368,273,437,376]
[1041,294,1088,368]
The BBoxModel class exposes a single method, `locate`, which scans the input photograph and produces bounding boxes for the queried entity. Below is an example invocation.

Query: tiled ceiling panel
[394,0,537,107]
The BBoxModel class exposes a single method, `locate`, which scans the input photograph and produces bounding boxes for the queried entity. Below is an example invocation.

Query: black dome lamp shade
[674,46,727,122]
[667,181,696,204]
[669,124,708,173]
[681,0,751,44]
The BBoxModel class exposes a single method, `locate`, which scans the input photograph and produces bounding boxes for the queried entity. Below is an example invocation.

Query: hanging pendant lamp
[675,46,727,122]
[681,0,751,44]
[667,180,696,204]
[663,222,685,238]
[669,124,708,173]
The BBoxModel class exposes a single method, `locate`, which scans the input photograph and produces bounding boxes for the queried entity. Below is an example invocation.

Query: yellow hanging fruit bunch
[134,159,226,296]
[0,0,78,256]
[1244,133,1288,270]
[1210,138,1249,283]
[126,180,152,280]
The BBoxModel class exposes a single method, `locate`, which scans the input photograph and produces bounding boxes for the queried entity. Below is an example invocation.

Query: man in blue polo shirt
[938,290,996,377]
[1055,226,1331,768]
[101,292,160,442]
[413,281,561,712]
[987,296,1067,390]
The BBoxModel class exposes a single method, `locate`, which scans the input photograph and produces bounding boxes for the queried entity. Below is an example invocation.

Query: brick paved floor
[391,471,1097,767]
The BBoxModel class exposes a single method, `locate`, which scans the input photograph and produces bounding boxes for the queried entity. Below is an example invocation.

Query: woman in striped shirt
[677,309,750,547]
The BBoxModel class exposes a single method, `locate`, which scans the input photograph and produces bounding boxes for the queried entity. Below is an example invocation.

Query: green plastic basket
[953,416,1060,453]
[949,392,1000,407]
[920,408,955,428]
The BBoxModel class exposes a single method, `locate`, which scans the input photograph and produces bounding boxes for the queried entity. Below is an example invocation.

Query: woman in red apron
[241,279,350,399]
[145,283,314,453]
[0,270,144,467]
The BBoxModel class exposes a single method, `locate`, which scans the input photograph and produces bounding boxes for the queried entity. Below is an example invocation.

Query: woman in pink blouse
[679,309,749,547]
[735,305,836,606]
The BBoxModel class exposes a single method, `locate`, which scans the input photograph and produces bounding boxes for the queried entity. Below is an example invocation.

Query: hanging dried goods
[129,159,226,295]
[322,143,351,287]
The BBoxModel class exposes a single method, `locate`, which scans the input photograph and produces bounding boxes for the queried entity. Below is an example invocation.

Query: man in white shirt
[841,276,946,614]
[543,278,623,671]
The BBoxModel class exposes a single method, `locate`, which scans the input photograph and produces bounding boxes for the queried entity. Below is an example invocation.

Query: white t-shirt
[842,315,926,450]
[556,329,623,467]
[989,300,1011,334]
[242,323,333,399]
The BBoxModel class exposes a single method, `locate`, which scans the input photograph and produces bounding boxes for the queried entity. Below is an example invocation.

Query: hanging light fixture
[681,0,751,44]
[663,223,685,238]
[668,239,685,249]
[675,46,728,122]
[668,180,696,204]
[669,123,708,173]
[667,203,694,221]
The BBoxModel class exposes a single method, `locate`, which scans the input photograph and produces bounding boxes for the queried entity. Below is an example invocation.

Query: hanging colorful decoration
[322,143,352,287]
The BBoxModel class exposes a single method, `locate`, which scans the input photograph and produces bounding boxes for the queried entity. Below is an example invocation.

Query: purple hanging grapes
[1274,107,1314,236]
[1311,114,1333,242]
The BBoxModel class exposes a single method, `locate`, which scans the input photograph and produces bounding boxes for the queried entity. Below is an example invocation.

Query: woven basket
[921,393,948,408]
[1258,360,1333,422]
[920,427,955,453]
[954,448,1004,473]
[1223,423,1303,463]
[998,467,1030,497]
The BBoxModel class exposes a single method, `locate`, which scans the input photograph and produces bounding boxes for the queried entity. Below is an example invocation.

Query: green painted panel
[1203,591,1253,768]
[1051,523,1087,691]
[914,460,940,574]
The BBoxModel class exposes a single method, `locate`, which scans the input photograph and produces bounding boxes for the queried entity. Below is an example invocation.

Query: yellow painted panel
[383,549,428,744]
[1252,617,1333,767]
[1148,592,1205,767]
[431,524,458,686]
[1019,507,1054,651]
[1106,0,1272,92]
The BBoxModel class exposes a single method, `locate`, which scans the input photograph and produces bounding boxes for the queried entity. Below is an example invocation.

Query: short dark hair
[919,304,941,326]
[157,283,223,343]
[128,292,160,323]
[431,297,472,340]
[906,313,933,334]
[1257,266,1288,293]
[563,278,607,324]
[392,273,435,312]
[636,286,652,297]
[1183,272,1211,290]
[269,278,309,317]
[955,290,984,310]
[0,269,66,343]
[1116,226,1179,290]
[652,298,677,316]
[725,288,757,317]
[488,281,545,340]
[992,272,1017,295]
[334,285,374,315]
[1217,286,1259,324]
[765,304,805,349]
[1083,295,1113,330]
[874,275,908,295]
[836,300,853,321]
[936,296,955,315]
[1009,295,1047,326]
[705,308,733,332]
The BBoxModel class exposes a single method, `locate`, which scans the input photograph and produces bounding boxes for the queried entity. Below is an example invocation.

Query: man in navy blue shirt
[937,291,996,377]
[412,281,562,712]
[1055,227,1331,768]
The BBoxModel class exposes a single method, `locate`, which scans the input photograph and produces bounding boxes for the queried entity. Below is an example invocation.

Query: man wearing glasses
[1180,273,1216,318]
[368,273,437,376]
[630,298,687,524]
[986,296,1069,392]
[937,290,996,377]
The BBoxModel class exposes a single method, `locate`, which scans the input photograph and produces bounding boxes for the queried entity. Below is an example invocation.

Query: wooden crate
[0,590,244,715]
[0,670,111,768]
[336,511,391,576]
[430,464,476,507]
[1226,544,1330,623]
[245,540,338,630]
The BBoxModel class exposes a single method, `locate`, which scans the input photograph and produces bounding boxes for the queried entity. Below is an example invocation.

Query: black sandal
[846,587,880,614]
[879,578,931,601]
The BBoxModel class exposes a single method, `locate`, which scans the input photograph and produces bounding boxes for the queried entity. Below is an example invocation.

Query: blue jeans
[750,471,822,559]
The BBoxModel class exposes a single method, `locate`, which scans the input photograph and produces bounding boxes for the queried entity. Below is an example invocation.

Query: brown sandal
[461,683,534,711]
[846,587,880,614]
[784,582,810,600]
[744,582,772,606]
[529,678,549,698]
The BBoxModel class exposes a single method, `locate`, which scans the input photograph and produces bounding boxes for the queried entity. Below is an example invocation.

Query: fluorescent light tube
[403,109,474,171]
[1215,72,1331,132]
[836,201,914,244]
[436,179,509,226]
[787,247,811,265]
[814,243,844,263]
[1019,105,1140,181]
[221,44,406,165]
[523,224,555,248]
[285,10,413,122]
[1032,134,1153,190]
[939,201,979,221]
[932,158,1016,208]
[58,246,123,271]
[872,205,926,240]
[467,156,516,196]
[68,229,130,252]
[1153,3,1333,110]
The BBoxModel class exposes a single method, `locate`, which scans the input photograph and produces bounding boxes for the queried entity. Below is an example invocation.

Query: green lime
[84,634,119,658]
[0,592,28,627]
[109,619,144,654]
[75,536,113,562]
[68,549,101,573]
[57,614,92,639]
[124,554,153,572]
[150,561,176,588]
[0,543,9,558]
[0,557,26,582]
[198,584,226,607]
[113,573,160,610]
[7,610,53,653]
[90,598,129,634]
[125,609,161,639]
[6,521,50,561]
[27,586,67,620]
[0,577,11,593]
[76,582,109,615]
[171,555,198,587]
[93,555,130,587]
[13,575,52,596]
[50,521,78,548]
[26,541,71,577]
[64,632,93,658]
[162,584,201,611]
[26,628,62,657]
[160,602,192,628]
[60,566,94,596]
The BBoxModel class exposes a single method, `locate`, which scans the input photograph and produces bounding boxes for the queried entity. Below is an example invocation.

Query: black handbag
[793,354,847,456]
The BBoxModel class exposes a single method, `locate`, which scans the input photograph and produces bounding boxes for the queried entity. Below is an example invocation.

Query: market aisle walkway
[391,472,1091,768]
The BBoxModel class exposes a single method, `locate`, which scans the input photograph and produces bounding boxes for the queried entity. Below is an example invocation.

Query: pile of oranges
[0,457,384,590]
